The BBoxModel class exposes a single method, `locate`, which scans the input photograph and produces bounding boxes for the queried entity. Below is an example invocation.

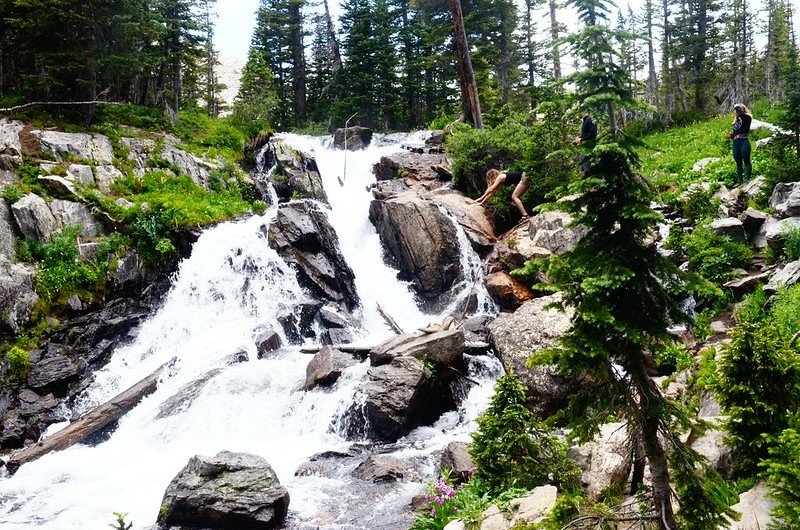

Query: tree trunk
[323,0,342,73]
[448,0,483,129]
[289,1,306,127]
[646,0,659,104]
[549,0,562,80]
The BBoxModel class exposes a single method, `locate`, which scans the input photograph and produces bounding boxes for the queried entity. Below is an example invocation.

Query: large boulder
[430,192,496,254]
[709,218,746,242]
[372,151,451,182]
[351,455,420,483]
[333,126,373,150]
[66,164,95,186]
[0,259,38,332]
[439,441,475,482]
[25,344,87,394]
[569,422,632,501]
[0,119,24,169]
[769,181,800,218]
[739,208,768,241]
[370,329,465,368]
[38,175,78,198]
[157,451,290,530]
[11,193,58,243]
[304,346,356,390]
[0,199,17,261]
[263,138,327,204]
[764,260,800,293]
[528,211,587,255]
[267,201,358,310]
[161,145,212,188]
[369,194,460,303]
[728,482,774,530]
[691,428,735,478]
[765,216,800,249]
[49,199,103,237]
[31,130,113,164]
[484,271,534,311]
[488,294,579,417]
[94,165,124,192]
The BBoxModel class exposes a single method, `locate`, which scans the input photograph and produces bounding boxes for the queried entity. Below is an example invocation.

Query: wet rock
[769,181,800,218]
[488,294,579,417]
[728,482,774,530]
[371,179,411,200]
[370,330,465,368]
[439,441,474,481]
[333,126,373,150]
[528,211,587,255]
[765,216,800,249]
[264,138,327,204]
[11,193,58,243]
[0,258,39,333]
[373,151,451,182]
[113,251,143,290]
[0,119,23,169]
[318,307,351,329]
[161,145,212,188]
[0,411,27,447]
[692,429,734,478]
[267,201,358,310]
[484,271,534,311]
[569,422,631,501]
[764,260,800,293]
[38,175,77,198]
[157,369,224,419]
[277,302,323,344]
[93,165,124,192]
[0,199,17,261]
[709,218,746,242]
[352,455,420,483]
[255,325,282,358]
[26,348,86,395]
[739,208,768,240]
[49,199,103,237]
[66,164,95,186]
[32,130,113,164]
[304,346,356,390]
[157,450,290,530]
[430,193,496,254]
[369,194,460,304]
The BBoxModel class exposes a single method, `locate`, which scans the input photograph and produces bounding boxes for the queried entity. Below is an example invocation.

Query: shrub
[670,225,753,284]
[764,419,800,528]
[678,184,721,224]
[5,346,32,382]
[470,374,580,495]
[654,343,693,373]
[781,225,800,261]
[2,184,23,204]
[36,228,102,301]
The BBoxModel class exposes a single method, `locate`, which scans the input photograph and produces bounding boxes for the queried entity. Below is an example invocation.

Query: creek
[0,133,500,529]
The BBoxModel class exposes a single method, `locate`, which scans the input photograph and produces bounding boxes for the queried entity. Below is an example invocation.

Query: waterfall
[254,143,279,206]
[0,133,500,530]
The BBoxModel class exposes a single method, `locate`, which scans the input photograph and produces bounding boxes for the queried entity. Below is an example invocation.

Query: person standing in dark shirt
[725,103,753,184]
[574,114,597,175]
[475,168,531,219]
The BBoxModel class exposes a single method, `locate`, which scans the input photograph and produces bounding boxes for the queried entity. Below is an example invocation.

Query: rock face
[304,346,355,390]
[264,138,327,204]
[528,211,587,255]
[484,271,534,310]
[430,193,496,254]
[369,330,465,368]
[0,199,17,261]
[488,294,579,416]
[94,165,124,191]
[161,145,213,188]
[569,422,632,501]
[11,193,58,243]
[769,181,800,218]
[0,119,24,169]
[49,199,103,237]
[0,259,39,333]
[710,218,746,242]
[333,126,373,150]
[157,451,290,530]
[267,201,359,310]
[32,130,113,164]
[369,194,460,303]
[66,164,95,186]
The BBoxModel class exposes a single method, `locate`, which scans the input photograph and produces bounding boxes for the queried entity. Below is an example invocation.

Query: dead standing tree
[448,0,483,129]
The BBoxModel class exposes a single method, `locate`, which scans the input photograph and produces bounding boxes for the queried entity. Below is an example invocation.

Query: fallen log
[5,357,175,474]
[301,345,373,356]
[376,303,403,334]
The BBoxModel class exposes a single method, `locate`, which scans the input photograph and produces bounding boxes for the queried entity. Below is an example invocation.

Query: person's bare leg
[476,174,507,204]
[511,177,530,217]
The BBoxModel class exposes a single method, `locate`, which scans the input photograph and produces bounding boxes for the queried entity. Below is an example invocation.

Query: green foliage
[107,511,132,530]
[779,225,800,261]
[174,109,247,160]
[470,374,580,495]
[670,447,739,528]
[2,184,23,204]
[678,183,722,224]
[716,287,800,475]
[4,346,32,383]
[36,228,103,302]
[764,418,800,528]
[667,225,753,284]
[654,343,693,373]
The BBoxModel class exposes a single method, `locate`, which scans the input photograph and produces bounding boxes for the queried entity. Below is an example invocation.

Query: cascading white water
[0,133,500,530]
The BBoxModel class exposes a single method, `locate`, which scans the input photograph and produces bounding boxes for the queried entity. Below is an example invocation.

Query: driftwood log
[5,358,175,474]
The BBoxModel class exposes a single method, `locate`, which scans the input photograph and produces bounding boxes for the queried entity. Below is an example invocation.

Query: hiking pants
[733,138,752,183]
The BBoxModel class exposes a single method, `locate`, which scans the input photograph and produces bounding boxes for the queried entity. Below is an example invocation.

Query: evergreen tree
[232,46,278,128]
[671,0,723,112]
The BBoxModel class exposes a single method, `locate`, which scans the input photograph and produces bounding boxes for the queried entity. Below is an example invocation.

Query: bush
[2,184,23,204]
[780,225,800,261]
[668,225,753,284]
[36,227,103,301]
[4,346,32,382]
[470,374,580,495]
[764,419,800,528]
[654,342,693,373]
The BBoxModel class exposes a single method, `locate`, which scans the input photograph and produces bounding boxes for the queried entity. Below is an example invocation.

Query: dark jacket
[581,116,597,143]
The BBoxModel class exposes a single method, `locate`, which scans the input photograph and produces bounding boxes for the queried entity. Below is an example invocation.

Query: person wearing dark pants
[727,103,753,184]
[574,114,597,175]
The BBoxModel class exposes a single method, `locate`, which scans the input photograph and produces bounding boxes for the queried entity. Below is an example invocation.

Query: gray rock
[439,441,474,481]
[569,422,631,501]
[740,177,766,200]
[11,193,58,243]
[765,216,800,249]
[267,201,359,310]
[49,199,103,237]
[66,164,95,186]
[0,259,39,332]
[753,216,778,249]
[698,392,722,419]
[352,455,420,483]
[728,482,774,530]
[114,197,135,210]
[692,157,720,172]
[0,119,24,169]
[38,175,78,198]
[263,139,327,204]
[529,211,587,255]
[113,251,142,289]
[709,218,746,242]
[739,208,768,240]
[93,165,124,192]
[764,260,800,293]
[255,325,282,358]
[508,485,559,526]
[304,346,356,390]
[0,200,16,261]
[372,151,451,182]
[119,137,157,171]
[769,181,800,218]
[369,194,460,304]
[77,242,102,262]
[333,126,373,150]
[161,145,211,188]
[32,130,113,164]
[26,352,85,391]
[370,329,465,367]
[488,294,579,417]
[157,451,290,530]
[691,429,735,478]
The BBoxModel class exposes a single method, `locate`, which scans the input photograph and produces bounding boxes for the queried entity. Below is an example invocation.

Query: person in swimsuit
[475,168,530,218]
[725,103,753,184]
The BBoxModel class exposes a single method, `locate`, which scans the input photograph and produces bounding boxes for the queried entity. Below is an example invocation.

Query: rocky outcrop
[31,130,113,164]
[352,455,420,483]
[304,346,356,390]
[488,294,579,417]
[161,145,212,188]
[569,422,632,501]
[94,165,124,192]
[709,218,746,242]
[769,181,800,218]
[430,193,496,254]
[484,272,534,310]
[439,441,474,482]
[369,194,460,303]
[372,151,451,183]
[333,126,373,150]
[765,216,800,249]
[0,199,17,261]
[38,175,78,198]
[267,201,359,311]
[764,260,800,293]
[66,164,95,186]
[0,259,39,333]
[11,193,58,243]
[528,211,587,255]
[49,199,103,237]
[157,451,290,530]
[369,330,465,368]
[263,138,327,204]
[0,119,24,169]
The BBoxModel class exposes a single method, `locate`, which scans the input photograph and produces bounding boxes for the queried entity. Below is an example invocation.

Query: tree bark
[323,0,342,73]
[290,1,306,126]
[645,0,659,104]
[448,0,483,129]
[549,0,562,80]
[6,359,175,475]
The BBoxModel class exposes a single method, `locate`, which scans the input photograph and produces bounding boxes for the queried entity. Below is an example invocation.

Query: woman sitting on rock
[474,168,530,219]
